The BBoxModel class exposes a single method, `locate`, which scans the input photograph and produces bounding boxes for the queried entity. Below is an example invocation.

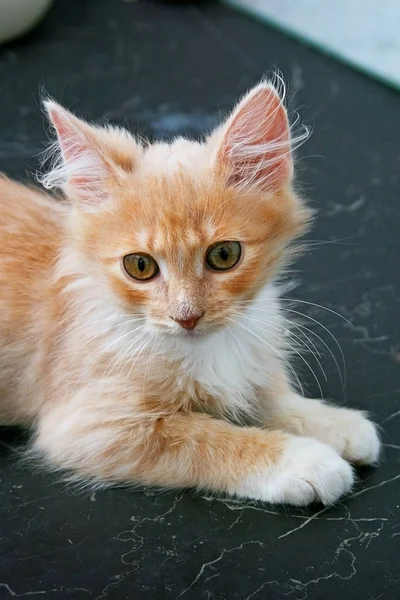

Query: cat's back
[0,177,68,422]
[0,174,63,232]
[0,175,64,268]
[0,175,65,314]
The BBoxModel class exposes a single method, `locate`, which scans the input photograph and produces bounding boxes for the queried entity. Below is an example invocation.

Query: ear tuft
[217,79,309,192]
[39,100,112,207]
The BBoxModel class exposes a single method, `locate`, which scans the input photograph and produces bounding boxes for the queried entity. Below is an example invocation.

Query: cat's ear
[42,101,112,207]
[42,101,138,208]
[216,81,306,192]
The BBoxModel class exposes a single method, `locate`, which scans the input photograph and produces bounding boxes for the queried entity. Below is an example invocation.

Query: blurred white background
[227,0,400,89]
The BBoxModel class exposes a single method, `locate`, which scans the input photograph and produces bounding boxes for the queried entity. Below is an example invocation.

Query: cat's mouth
[169,324,209,339]
[170,317,231,340]
[157,320,213,339]
[152,314,231,339]
[178,327,208,339]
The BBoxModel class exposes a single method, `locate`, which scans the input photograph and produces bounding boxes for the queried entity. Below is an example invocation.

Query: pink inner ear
[45,102,110,206]
[47,106,85,161]
[220,86,292,191]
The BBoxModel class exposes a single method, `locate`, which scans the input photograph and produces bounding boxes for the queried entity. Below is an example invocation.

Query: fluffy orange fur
[0,81,380,505]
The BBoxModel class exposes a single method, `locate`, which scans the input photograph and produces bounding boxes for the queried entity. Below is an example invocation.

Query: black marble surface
[0,1,399,598]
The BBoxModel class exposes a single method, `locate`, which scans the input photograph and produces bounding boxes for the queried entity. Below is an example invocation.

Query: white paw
[235,436,354,506]
[301,407,381,465]
[270,396,381,466]
[338,411,381,465]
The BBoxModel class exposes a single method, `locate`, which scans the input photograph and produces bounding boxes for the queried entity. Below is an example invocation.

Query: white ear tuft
[40,101,111,207]
[217,80,309,192]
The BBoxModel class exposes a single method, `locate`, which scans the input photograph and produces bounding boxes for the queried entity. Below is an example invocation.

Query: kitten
[0,80,380,505]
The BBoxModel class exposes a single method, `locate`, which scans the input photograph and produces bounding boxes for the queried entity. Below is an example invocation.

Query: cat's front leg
[32,389,353,505]
[259,368,381,465]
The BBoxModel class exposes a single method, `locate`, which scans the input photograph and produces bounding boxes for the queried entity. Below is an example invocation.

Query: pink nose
[172,315,202,330]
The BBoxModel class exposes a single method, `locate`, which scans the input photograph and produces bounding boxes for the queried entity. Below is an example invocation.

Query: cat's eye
[123,253,159,281]
[206,241,242,271]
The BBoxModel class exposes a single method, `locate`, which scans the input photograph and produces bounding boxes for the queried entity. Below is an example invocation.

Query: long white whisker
[54,314,146,347]
[234,315,324,399]
[142,336,161,398]
[286,318,345,395]
[236,308,320,357]
[105,328,150,379]
[282,307,347,391]
[279,297,353,326]
[235,302,323,362]
[226,320,247,358]
[126,333,155,381]
[238,312,328,383]
[228,318,305,396]
[104,332,155,405]
[69,319,146,357]
[236,301,346,392]
[78,324,147,382]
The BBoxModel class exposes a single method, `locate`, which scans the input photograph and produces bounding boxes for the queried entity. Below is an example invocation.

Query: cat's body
[0,176,282,423]
[0,82,380,504]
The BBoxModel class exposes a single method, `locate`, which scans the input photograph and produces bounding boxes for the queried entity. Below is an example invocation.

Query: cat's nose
[172,314,203,330]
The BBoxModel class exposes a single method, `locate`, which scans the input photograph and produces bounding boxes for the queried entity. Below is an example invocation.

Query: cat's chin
[162,325,219,341]
[174,328,210,340]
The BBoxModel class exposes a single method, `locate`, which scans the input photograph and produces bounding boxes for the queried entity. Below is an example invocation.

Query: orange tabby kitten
[0,81,380,505]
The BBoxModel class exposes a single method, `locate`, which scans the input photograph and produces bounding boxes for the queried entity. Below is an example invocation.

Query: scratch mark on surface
[176,541,266,598]
[382,409,400,424]
[278,507,329,539]
[350,473,400,499]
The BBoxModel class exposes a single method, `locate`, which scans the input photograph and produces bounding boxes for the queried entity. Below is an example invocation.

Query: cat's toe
[235,436,354,506]
[342,414,381,465]
[275,437,354,505]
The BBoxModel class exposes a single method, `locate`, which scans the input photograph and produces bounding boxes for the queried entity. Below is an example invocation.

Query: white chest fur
[167,285,286,417]
[73,275,287,418]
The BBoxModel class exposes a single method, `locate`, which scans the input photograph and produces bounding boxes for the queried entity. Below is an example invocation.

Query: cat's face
[43,81,311,337]
[77,169,304,337]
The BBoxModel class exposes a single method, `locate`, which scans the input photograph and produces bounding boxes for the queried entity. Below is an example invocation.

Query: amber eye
[206,241,242,271]
[123,253,159,281]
